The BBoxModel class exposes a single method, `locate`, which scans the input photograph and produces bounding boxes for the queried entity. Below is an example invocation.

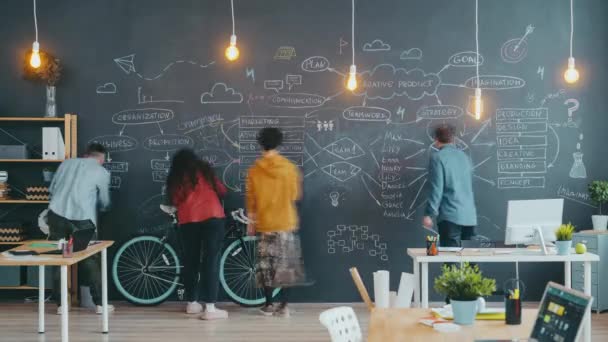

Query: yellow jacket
[246,153,301,232]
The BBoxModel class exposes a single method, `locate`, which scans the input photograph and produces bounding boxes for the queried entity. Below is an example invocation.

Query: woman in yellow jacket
[246,127,306,318]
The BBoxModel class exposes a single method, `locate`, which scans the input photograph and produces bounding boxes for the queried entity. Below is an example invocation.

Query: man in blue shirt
[48,143,113,314]
[423,125,477,247]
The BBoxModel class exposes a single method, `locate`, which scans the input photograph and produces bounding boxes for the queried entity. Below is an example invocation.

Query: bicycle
[111,206,280,306]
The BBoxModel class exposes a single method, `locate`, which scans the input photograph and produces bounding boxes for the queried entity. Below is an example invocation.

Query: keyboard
[437,247,463,252]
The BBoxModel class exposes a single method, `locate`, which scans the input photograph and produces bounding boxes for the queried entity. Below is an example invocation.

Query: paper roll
[373,270,390,309]
[395,272,415,308]
[389,291,398,308]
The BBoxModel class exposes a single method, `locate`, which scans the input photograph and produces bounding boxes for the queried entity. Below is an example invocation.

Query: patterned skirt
[255,231,307,288]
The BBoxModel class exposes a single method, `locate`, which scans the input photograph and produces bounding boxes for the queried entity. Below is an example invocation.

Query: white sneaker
[95,305,115,314]
[186,302,203,314]
[200,307,228,320]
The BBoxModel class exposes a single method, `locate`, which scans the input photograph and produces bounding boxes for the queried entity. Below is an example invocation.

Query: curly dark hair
[166,148,220,204]
[256,127,283,151]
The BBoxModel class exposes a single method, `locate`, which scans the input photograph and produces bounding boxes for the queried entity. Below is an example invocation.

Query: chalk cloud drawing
[327,225,388,261]
[274,46,296,60]
[400,48,422,60]
[501,25,534,64]
[363,39,391,52]
[96,82,117,94]
[354,64,440,100]
[201,83,243,104]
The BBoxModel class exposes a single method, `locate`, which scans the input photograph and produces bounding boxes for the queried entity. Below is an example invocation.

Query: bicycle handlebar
[160,204,251,224]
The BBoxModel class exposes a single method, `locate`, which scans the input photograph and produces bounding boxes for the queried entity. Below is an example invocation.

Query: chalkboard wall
[1,0,607,302]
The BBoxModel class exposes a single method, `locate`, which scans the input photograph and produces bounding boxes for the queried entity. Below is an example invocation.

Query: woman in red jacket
[166,149,228,320]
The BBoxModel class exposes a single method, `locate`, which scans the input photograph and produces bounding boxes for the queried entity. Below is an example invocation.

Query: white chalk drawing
[540,89,566,106]
[301,56,330,73]
[363,39,391,52]
[564,99,580,125]
[274,46,296,60]
[416,105,463,121]
[137,87,184,104]
[327,225,388,261]
[198,149,234,168]
[201,83,243,104]
[88,135,138,153]
[339,37,348,55]
[316,120,334,132]
[343,106,391,122]
[266,93,326,109]
[526,92,535,103]
[246,68,255,83]
[150,159,171,171]
[400,48,422,60]
[353,64,440,101]
[464,75,525,90]
[329,191,340,207]
[323,137,365,161]
[96,82,117,94]
[537,66,545,80]
[152,171,168,183]
[286,74,302,90]
[557,185,597,208]
[569,152,587,179]
[112,108,174,126]
[448,51,483,67]
[501,25,534,63]
[321,162,362,182]
[142,134,194,152]
[110,175,122,189]
[396,106,406,120]
[103,161,129,173]
[264,80,284,92]
[113,54,214,80]
[360,175,381,206]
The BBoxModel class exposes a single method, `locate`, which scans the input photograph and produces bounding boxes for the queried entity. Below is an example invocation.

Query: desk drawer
[571,270,599,285]
[572,282,598,310]
[573,235,598,249]
[572,262,599,274]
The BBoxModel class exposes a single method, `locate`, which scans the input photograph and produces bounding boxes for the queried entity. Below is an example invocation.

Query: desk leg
[421,262,429,309]
[61,265,69,342]
[413,261,420,308]
[564,261,571,288]
[101,248,109,334]
[38,266,45,334]
[583,261,591,342]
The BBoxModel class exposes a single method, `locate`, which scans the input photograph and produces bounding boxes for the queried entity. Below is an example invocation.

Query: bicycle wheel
[112,235,181,306]
[219,236,280,307]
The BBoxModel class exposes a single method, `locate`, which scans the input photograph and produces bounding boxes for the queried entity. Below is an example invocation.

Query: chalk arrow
[107,152,112,162]
[405,149,425,160]
[165,152,170,161]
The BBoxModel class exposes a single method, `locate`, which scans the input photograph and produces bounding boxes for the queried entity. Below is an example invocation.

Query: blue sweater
[424,144,477,226]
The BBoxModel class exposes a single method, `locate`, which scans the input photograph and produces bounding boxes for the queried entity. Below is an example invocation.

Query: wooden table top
[0,240,114,266]
[368,308,536,342]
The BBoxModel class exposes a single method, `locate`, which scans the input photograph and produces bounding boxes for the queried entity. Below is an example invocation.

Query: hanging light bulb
[30,41,41,68]
[564,58,579,84]
[347,65,357,91]
[225,34,239,62]
[474,88,483,120]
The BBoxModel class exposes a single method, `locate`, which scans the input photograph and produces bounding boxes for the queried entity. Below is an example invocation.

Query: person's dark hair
[85,143,107,156]
[434,124,455,144]
[166,148,220,204]
[256,127,283,151]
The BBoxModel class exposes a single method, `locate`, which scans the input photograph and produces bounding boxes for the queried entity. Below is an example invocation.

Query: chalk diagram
[114,54,215,81]
[327,225,388,261]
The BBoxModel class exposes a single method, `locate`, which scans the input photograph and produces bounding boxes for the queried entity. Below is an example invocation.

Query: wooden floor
[0,302,606,342]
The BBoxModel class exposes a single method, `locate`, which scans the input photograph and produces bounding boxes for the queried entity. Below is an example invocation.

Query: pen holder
[505,296,522,325]
[426,241,438,256]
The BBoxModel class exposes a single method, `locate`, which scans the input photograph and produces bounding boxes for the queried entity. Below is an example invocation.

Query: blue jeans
[438,220,475,247]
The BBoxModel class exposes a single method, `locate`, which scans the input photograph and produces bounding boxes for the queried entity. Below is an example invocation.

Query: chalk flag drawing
[274,46,296,60]
[363,39,391,52]
[501,25,534,64]
[327,225,388,261]
[339,37,348,55]
[201,83,243,104]
[113,54,215,80]
[400,48,422,60]
[96,82,117,94]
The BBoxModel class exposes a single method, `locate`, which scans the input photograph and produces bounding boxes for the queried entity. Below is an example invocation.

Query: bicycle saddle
[160,204,177,215]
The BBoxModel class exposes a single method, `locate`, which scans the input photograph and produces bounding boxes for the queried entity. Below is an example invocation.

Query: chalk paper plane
[114,54,136,74]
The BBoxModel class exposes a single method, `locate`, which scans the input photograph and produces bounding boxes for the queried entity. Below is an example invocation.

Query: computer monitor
[505,199,564,251]
[530,282,592,342]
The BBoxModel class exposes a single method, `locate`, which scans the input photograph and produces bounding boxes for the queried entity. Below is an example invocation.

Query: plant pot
[556,240,572,256]
[451,299,478,325]
[592,215,608,231]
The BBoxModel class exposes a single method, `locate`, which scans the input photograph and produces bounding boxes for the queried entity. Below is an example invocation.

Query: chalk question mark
[564,99,579,123]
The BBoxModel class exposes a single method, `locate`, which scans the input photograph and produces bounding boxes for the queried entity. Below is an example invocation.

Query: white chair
[319,306,362,342]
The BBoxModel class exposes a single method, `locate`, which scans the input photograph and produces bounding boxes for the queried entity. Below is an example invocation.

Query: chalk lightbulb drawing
[329,192,340,207]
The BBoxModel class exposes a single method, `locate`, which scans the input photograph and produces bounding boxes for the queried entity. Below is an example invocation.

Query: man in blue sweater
[423,124,477,247]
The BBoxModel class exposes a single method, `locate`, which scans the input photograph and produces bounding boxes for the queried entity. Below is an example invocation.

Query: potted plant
[555,223,575,255]
[434,263,496,325]
[23,50,63,117]
[588,181,608,230]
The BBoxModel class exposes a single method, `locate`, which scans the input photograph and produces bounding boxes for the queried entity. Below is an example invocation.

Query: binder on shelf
[42,127,65,160]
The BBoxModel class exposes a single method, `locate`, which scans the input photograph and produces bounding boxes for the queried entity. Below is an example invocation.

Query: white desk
[0,240,114,342]
[407,248,600,342]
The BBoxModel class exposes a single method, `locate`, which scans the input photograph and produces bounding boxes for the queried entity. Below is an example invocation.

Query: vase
[592,215,608,231]
[451,299,478,325]
[555,240,572,256]
[45,85,57,117]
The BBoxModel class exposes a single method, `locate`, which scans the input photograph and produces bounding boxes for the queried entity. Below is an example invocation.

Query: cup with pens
[504,278,526,325]
[426,235,439,256]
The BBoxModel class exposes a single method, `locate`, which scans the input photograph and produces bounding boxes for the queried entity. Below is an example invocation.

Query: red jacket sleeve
[215,177,227,197]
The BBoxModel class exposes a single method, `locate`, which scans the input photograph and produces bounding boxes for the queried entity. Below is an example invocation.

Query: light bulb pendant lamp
[225,0,239,62]
[346,0,357,91]
[564,0,579,84]
[474,88,483,120]
[29,0,41,68]
[347,65,357,91]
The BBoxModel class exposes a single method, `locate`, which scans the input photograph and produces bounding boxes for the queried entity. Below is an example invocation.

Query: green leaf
[433,262,496,301]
